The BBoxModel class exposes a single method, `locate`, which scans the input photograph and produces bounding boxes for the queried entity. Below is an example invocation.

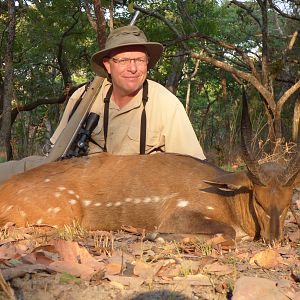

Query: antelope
[0,92,299,243]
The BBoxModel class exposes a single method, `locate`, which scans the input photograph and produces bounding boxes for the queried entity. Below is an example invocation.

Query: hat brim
[91,42,164,77]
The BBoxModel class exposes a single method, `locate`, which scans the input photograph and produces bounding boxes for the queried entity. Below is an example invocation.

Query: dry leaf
[1,264,47,280]
[0,246,19,260]
[22,252,54,266]
[48,261,95,281]
[157,263,181,278]
[250,249,282,269]
[109,281,124,290]
[105,275,144,288]
[173,274,212,286]
[121,225,145,235]
[203,262,234,275]
[207,235,227,245]
[133,261,155,280]
[105,262,122,275]
[288,230,300,242]
[52,239,103,270]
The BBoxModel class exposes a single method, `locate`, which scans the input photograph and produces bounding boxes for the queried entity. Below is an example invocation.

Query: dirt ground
[1,198,300,300]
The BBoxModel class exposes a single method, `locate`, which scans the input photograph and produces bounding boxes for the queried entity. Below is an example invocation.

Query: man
[0,25,205,184]
[51,25,205,158]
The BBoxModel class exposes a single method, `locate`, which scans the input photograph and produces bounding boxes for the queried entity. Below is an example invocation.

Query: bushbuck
[0,91,299,242]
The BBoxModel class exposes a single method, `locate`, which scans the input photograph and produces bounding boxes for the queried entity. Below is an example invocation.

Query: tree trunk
[93,0,106,50]
[0,0,16,160]
[185,59,200,116]
[293,96,300,142]
[165,50,185,94]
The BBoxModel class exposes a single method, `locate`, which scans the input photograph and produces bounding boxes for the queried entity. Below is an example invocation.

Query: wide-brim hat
[91,25,164,77]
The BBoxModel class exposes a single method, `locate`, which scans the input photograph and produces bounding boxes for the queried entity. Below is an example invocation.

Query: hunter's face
[103,46,148,98]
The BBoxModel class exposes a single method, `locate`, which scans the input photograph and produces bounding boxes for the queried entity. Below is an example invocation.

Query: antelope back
[0,153,238,235]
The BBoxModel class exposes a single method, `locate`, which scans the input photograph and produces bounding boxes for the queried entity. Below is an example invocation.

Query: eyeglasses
[110,57,148,66]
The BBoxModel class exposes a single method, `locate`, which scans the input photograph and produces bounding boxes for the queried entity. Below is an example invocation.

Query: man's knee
[0,155,46,185]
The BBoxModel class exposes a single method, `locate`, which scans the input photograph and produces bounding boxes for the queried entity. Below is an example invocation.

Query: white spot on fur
[36,219,43,224]
[106,202,112,207]
[177,200,189,208]
[44,179,51,183]
[47,207,61,213]
[75,194,80,199]
[6,205,13,211]
[204,216,211,220]
[69,199,77,205]
[143,197,152,203]
[206,206,214,210]
[115,201,122,206]
[68,190,75,195]
[152,196,160,203]
[58,186,66,191]
[94,203,101,207]
[83,200,92,207]
[53,207,61,213]
[20,211,26,218]
[125,198,132,202]
[134,198,141,204]
[54,192,61,198]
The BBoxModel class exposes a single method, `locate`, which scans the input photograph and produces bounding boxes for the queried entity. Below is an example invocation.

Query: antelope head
[205,89,300,242]
[239,88,300,242]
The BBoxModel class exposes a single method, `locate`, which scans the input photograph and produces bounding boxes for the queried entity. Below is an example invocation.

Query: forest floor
[1,195,300,300]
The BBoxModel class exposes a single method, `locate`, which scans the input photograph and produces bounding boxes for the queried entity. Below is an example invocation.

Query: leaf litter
[1,200,300,299]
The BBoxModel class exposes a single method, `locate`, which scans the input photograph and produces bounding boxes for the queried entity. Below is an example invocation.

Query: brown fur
[0,153,296,241]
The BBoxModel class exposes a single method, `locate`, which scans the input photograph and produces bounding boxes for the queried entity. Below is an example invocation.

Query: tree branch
[277,80,300,113]
[230,0,262,27]
[9,83,86,125]
[268,0,300,22]
[114,0,190,51]
[191,51,276,111]
[82,0,97,31]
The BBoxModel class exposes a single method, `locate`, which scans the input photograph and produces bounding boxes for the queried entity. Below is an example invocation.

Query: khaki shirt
[51,79,206,160]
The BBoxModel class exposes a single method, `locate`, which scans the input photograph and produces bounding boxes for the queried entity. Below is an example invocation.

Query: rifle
[45,76,105,162]
[63,112,100,158]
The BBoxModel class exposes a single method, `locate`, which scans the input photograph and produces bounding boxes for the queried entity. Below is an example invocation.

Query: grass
[93,231,114,256]
[194,238,213,256]
[179,260,194,277]
[58,220,88,241]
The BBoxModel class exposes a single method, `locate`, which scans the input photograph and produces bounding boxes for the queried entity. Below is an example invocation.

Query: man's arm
[163,102,206,160]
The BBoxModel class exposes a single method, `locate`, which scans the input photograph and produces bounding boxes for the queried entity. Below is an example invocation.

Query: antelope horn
[240,87,265,185]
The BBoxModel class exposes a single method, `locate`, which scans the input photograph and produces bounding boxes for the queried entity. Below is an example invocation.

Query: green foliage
[0,0,298,164]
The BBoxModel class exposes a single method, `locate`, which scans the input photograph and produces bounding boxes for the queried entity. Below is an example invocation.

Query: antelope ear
[204,171,252,191]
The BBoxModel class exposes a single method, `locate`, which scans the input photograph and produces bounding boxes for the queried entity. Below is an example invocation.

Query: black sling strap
[103,85,113,152]
[140,80,148,154]
[68,81,91,121]
[102,80,148,154]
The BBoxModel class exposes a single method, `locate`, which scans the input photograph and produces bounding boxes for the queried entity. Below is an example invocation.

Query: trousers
[0,156,46,185]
